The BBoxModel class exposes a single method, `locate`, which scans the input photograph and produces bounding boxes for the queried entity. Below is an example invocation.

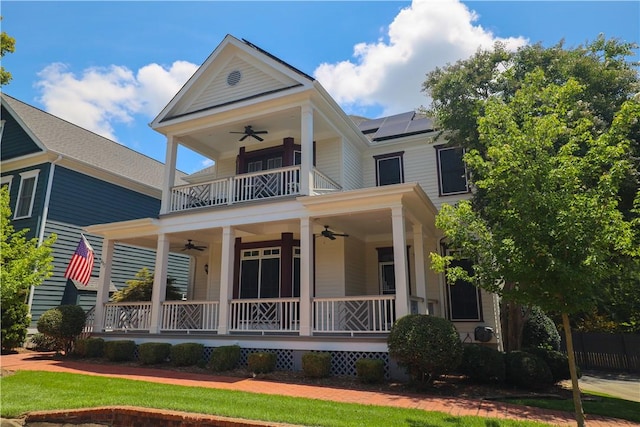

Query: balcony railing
[229,298,300,333]
[313,295,396,334]
[169,166,340,213]
[104,302,152,331]
[161,301,219,331]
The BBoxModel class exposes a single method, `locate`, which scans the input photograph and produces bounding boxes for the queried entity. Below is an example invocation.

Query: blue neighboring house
[0,93,190,327]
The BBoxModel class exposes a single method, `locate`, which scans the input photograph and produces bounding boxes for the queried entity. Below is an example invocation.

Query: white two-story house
[87,35,501,376]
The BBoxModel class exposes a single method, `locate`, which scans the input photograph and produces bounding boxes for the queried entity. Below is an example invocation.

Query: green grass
[499,391,640,423]
[0,371,549,427]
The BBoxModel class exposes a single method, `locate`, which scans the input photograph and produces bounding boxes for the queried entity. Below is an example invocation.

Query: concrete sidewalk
[1,351,638,427]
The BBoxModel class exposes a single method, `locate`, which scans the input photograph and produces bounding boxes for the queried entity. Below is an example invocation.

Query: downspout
[27,154,62,315]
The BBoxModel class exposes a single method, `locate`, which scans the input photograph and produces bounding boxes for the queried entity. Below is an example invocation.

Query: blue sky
[3,1,639,174]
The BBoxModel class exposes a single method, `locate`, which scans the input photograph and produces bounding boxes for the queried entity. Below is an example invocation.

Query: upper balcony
[169,166,340,213]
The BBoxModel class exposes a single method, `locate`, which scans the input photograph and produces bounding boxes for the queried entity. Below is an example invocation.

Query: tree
[111,267,182,302]
[1,17,15,85]
[36,305,86,355]
[0,187,56,353]
[424,36,640,351]
[430,69,639,426]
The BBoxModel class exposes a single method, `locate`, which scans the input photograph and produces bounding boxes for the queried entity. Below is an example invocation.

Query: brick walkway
[1,352,638,427]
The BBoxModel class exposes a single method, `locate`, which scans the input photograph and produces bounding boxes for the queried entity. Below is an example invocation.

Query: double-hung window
[14,170,39,219]
[444,250,482,321]
[436,145,469,195]
[374,152,404,186]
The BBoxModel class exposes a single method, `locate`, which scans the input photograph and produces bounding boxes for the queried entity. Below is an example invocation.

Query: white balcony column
[149,234,170,333]
[412,223,428,314]
[299,217,314,336]
[300,104,314,196]
[160,136,178,214]
[217,226,235,334]
[391,206,411,319]
[93,238,114,332]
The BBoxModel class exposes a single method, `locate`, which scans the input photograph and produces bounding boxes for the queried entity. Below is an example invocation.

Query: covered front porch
[87,184,439,341]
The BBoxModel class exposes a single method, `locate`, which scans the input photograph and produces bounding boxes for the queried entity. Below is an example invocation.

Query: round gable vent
[227,70,242,86]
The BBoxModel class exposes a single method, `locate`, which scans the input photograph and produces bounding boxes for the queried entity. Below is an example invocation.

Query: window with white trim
[374,152,404,186]
[239,247,281,298]
[14,170,39,219]
[436,146,469,195]
[445,249,482,321]
[1,175,13,192]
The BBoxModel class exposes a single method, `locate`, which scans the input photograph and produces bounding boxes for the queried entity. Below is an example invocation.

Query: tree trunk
[500,295,526,352]
[562,312,585,427]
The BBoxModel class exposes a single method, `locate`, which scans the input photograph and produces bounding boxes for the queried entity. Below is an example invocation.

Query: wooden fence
[561,332,640,372]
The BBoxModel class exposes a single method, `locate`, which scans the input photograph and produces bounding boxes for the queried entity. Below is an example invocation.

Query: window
[436,146,469,195]
[14,170,39,219]
[240,248,281,298]
[374,152,404,186]
[445,250,482,321]
[1,175,13,192]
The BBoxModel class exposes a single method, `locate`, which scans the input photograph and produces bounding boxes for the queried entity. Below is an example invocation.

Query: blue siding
[30,220,191,324]
[2,163,50,240]
[48,166,160,226]
[0,106,43,160]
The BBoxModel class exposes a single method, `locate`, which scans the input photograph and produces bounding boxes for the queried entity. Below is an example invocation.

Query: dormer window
[374,152,404,186]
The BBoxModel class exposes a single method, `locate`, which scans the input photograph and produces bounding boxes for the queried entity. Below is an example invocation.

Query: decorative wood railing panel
[229,298,300,333]
[313,296,396,334]
[161,301,219,331]
[103,302,152,331]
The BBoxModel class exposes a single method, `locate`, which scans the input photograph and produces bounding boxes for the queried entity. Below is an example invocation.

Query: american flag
[64,234,95,286]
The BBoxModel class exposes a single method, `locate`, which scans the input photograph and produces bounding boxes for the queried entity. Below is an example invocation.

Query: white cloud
[36,61,198,141]
[314,0,528,117]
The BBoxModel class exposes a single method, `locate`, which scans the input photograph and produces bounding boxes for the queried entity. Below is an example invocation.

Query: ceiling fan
[320,225,349,240]
[181,240,206,251]
[230,125,268,142]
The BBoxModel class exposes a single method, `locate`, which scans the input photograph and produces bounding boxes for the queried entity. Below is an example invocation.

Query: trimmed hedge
[523,306,561,351]
[526,347,578,383]
[355,358,385,384]
[104,340,136,362]
[138,342,171,365]
[170,343,204,367]
[461,344,506,384]
[36,305,87,354]
[505,350,553,390]
[208,345,241,372]
[75,337,105,358]
[247,352,276,374]
[302,352,331,378]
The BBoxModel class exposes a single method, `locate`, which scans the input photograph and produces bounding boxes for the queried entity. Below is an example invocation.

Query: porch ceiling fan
[320,225,349,240]
[230,125,268,142]
[182,240,206,251]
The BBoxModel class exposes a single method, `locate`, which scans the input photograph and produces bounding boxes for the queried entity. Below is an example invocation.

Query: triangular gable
[152,35,313,126]
[1,102,46,160]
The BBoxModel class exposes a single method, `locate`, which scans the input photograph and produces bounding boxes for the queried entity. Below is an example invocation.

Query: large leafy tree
[111,267,182,302]
[424,36,640,347]
[1,17,15,85]
[430,67,639,427]
[0,187,56,352]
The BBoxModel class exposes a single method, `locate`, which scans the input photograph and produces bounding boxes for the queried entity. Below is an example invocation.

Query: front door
[379,261,396,295]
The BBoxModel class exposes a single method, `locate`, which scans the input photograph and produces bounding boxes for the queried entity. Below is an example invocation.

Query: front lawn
[1,371,548,427]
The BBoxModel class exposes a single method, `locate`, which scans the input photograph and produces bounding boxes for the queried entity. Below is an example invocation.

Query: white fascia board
[85,217,160,240]
[1,152,54,171]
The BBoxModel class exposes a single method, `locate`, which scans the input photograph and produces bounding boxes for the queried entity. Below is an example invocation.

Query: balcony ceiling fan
[182,239,206,251]
[230,125,268,142]
[321,225,349,240]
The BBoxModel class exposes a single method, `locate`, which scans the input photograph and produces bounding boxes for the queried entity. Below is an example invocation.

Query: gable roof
[1,93,185,191]
[152,35,316,128]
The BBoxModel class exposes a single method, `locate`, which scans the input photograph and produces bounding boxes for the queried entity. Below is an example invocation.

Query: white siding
[344,236,366,295]
[215,157,237,178]
[315,138,341,186]
[314,238,345,297]
[342,138,362,190]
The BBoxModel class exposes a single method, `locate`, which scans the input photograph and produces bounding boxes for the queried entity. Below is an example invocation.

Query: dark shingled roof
[354,111,435,141]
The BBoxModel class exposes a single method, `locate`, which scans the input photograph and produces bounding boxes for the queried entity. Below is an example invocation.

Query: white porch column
[160,136,178,214]
[93,238,114,332]
[412,224,428,314]
[149,234,170,333]
[299,217,314,336]
[300,104,314,196]
[392,206,410,319]
[218,226,235,334]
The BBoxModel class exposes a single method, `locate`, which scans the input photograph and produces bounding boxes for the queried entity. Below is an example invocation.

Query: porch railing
[313,295,396,334]
[229,298,300,333]
[169,167,341,212]
[103,302,152,331]
[161,301,220,331]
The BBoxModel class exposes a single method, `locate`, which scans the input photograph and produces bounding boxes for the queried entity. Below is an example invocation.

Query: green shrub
[36,305,86,354]
[523,306,561,351]
[28,333,60,352]
[104,340,136,362]
[1,301,30,353]
[247,352,276,374]
[525,347,579,383]
[461,344,506,384]
[388,314,463,384]
[75,337,105,358]
[208,345,241,372]
[355,358,385,384]
[170,343,204,367]
[138,342,171,365]
[302,352,331,378]
[505,350,553,390]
